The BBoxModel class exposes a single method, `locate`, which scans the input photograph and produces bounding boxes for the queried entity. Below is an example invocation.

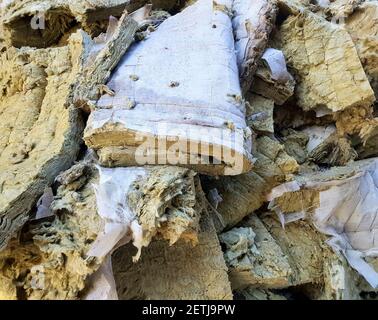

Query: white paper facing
[269,159,378,288]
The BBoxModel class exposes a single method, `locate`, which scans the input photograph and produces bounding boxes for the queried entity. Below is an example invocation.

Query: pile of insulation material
[1,0,378,300]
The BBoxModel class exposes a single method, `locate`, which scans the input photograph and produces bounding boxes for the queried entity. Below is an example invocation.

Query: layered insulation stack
[0,0,378,301]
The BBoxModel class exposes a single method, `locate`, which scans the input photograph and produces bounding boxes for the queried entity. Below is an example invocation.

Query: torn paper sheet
[268,158,378,288]
[261,48,293,84]
[84,256,118,300]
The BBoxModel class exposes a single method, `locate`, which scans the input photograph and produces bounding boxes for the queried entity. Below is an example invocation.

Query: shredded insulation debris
[1,0,378,301]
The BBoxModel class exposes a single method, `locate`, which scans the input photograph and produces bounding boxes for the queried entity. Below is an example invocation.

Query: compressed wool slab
[276,10,375,114]
[112,214,233,300]
[0,12,139,251]
[219,219,293,290]
[345,1,378,98]
[202,136,298,231]
[260,215,326,287]
[85,0,254,176]
[0,161,103,300]
[0,37,85,251]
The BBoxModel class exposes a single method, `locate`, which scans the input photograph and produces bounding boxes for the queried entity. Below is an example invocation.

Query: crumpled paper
[268,159,378,288]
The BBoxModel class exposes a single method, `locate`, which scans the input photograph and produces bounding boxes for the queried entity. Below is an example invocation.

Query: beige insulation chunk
[257,136,299,174]
[295,124,357,166]
[246,93,275,134]
[269,158,378,289]
[251,62,295,106]
[127,166,203,248]
[0,0,149,47]
[243,254,367,300]
[308,133,357,166]
[324,0,363,19]
[345,2,378,98]
[220,213,355,298]
[0,162,102,300]
[280,128,309,165]
[85,0,254,176]
[334,105,374,137]
[203,137,298,230]
[0,35,85,251]
[228,214,372,300]
[0,162,205,299]
[0,13,138,251]
[73,12,138,110]
[260,215,326,287]
[317,254,362,300]
[231,0,278,92]
[276,9,375,113]
[112,214,233,300]
[357,118,378,158]
[220,217,293,290]
[277,0,362,19]
[335,105,378,159]
[84,165,204,265]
